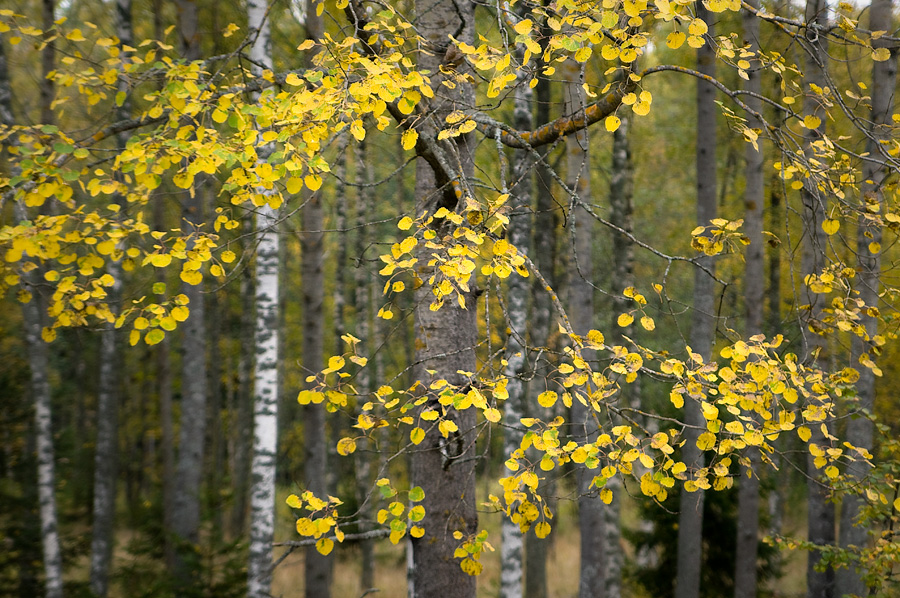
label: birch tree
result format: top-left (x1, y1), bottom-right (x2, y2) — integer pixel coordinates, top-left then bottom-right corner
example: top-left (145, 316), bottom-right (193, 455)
top-left (246, 1), bottom-right (281, 596)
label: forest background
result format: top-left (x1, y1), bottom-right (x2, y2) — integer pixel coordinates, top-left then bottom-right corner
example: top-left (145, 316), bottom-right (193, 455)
top-left (0, 0), bottom-right (899, 597)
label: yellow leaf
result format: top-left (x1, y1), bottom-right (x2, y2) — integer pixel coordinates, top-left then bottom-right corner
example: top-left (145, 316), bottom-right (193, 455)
top-left (697, 432), bottom-right (716, 450)
top-left (398, 217), bottom-right (414, 230)
top-left (337, 437), bottom-right (357, 456)
top-left (401, 129), bottom-right (418, 151)
top-left (617, 313), bottom-right (634, 327)
top-left (484, 408), bottom-right (501, 422)
top-left (297, 40), bottom-right (315, 51)
top-left (822, 219), bottom-right (840, 235)
top-left (873, 47), bottom-right (891, 61)
top-left (221, 250), bottom-right (236, 263)
top-left (316, 538), bottom-right (334, 555)
top-left (797, 426), bottom-right (811, 442)
top-left (538, 391), bottom-right (558, 408)
top-left (285, 72), bottom-right (303, 86)
top-left (298, 390), bottom-right (325, 405)
top-left (640, 316), bottom-right (655, 331)
top-left (439, 419), bottom-right (458, 438)
top-left (605, 115), bottom-right (621, 132)
top-left (513, 18), bottom-right (533, 35)
top-left (534, 521), bottom-right (551, 538)
top-left (804, 115), bottom-right (822, 129)
top-left (286, 494), bottom-right (302, 508)
top-left (667, 31), bottom-right (686, 49)
top-left (410, 427), bottom-right (425, 445)
top-left (145, 329), bottom-right (165, 346)
top-left (305, 174), bottom-right (323, 191)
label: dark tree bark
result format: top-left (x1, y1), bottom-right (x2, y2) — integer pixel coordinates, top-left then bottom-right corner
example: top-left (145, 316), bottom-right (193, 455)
top-left (408, 2), bottom-right (478, 598)
top-left (676, 4), bottom-right (716, 598)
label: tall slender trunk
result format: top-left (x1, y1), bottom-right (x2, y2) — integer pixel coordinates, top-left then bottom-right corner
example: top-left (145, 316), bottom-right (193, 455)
top-left (171, 2), bottom-right (207, 586)
top-left (801, 2), bottom-right (835, 597)
top-left (408, 2), bottom-right (477, 597)
top-left (734, 4), bottom-right (763, 598)
top-left (6, 6), bottom-right (66, 596)
top-left (676, 4), bottom-right (716, 598)
top-left (609, 110), bottom-right (639, 592)
top-left (836, 2), bottom-right (896, 596)
top-left (499, 49), bottom-right (533, 598)
top-left (246, 2), bottom-right (282, 595)
top-left (300, 3), bottom-right (331, 597)
top-left (353, 138), bottom-right (377, 591)
top-left (524, 70), bottom-right (556, 598)
top-left (563, 56), bottom-right (604, 598)
top-left (88, 1), bottom-right (131, 594)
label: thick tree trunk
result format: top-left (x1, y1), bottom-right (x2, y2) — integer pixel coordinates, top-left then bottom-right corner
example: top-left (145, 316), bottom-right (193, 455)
top-left (801, 2), bottom-right (835, 597)
top-left (836, 2), bottom-right (896, 596)
top-left (734, 3), bottom-right (763, 598)
top-left (408, 2), bottom-right (478, 598)
top-left (563, 56), bottom-right (604, 598)
top-left (88, 1), bottom-right (131, 594)
top-left (676, 5), bottom-right (716, 598)
top-left (499, 54), bottom-right (533, 598)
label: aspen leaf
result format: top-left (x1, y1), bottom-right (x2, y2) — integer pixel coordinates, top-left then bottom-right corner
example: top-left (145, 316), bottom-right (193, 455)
top-left (439, 419), bottom-right (458, 437)
top-left (401, 129), bottom-right (418, 150)
top-left (305, 174), bottom-right (323, 191)
top-left (337, 437), bottom-right (357, 456)
top-left (667, 31), bottom-right (686, 49)
top-left (286, 494), bottom-right (302, 508)
top-left (145, 329), bottom-right (165, 346)
top-left (538, 391), bottom-right (558, 408)
top-left (534, 522), bottom-right (551, 538)
top-left (822, 219), bottom-right (840, 235)
top-left (600, 488), bottom-right (613, 504)
top-left (617, 313), bottom-right (634, 327)
top-left (484, 408), bottom-right (501, 422)
top-left (221, 250), bottom-right (236, 263)
top-left (803, 115), bottom-right (822, 129)
top-left (410, 525), bottom-right (425, 538)
top-left (410, 427), bottom-right (425, 444)
top-left (605, 115), bottom-right (621, 132)
top-left (316, 538), bottom-right (334, 555)
top-left (514, 19), bottom-right (533, 35)
top-left (398, 216), bottom-right (414, 230)
top-left (797, 426), bottom-right (811, 442)
top-left (640, 316), bottom-right (655, 331)
top-left (297, 39), bottom-right (315, 51)
top-left (873, 47), bottom-right (890, 61)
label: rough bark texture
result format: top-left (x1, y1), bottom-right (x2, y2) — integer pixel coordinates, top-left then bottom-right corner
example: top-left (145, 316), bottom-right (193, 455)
top-left (246, 2), bottom-right (281, 596)
top-left (499, 56), bottom-right (533, 598)
top-left (408, 2), bottom-right (478, 597)
top-left (563, 57), bottom-right (604, 598)
top-left (675, 5), bottom-right (716, 598)
top-left (300, 3), bottom-right (331, 597)
top-left (801, 1), bottom-right (835, 597)
top-left (836, 2), bottom-right (896, 596)
top-left (88, 2), bottom-right (131, 594)
top-left (734, 3), bottom-right (763, 597)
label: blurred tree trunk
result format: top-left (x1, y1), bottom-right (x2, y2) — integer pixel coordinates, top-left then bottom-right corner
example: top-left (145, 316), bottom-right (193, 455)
top-left (563, 55), bottom-right (604, 598)
top-left (301, 3), bottom-right (332, 596)
top-left (734, 2), bottom-right (763, 597)
top-left (836, 1), bottom-right (896, 596)
top-left (801, 1), bottom-right (835, 597)
top-left (675, 5), bottom-right (716, 598)
top-left (171, 0), bottom-right (208, 586)
top-left (88, 0), bottom-right (131, 595)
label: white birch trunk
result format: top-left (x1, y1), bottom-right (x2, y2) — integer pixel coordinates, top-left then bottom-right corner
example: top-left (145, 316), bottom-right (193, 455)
top-left (246, 2), bottom-right (281, 596)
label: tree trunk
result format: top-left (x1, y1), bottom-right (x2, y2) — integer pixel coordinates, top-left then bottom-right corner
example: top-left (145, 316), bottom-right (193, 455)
top-left (499, 48), bottom-right (533, 598)
top-left (246, 3), bottom-right (282, 595)
top-left (675, 4), bottom-right (716, 598)
top-left (300, 3), bottom-right (331, 597)
top-left (734, 3), bottom-right (763, 597)
top-left (563, 56), bottom-right (604, 598)
top-left (408, 2), bottom-right (478, 598)
top-left (836, 2), bottom-right (896, 596)
top-left (524, 69), bottom-right (556, 598)
top-left (88, 1), bottom-right (131, 594)
top-left (800, 1), bottom-right (835, 596)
